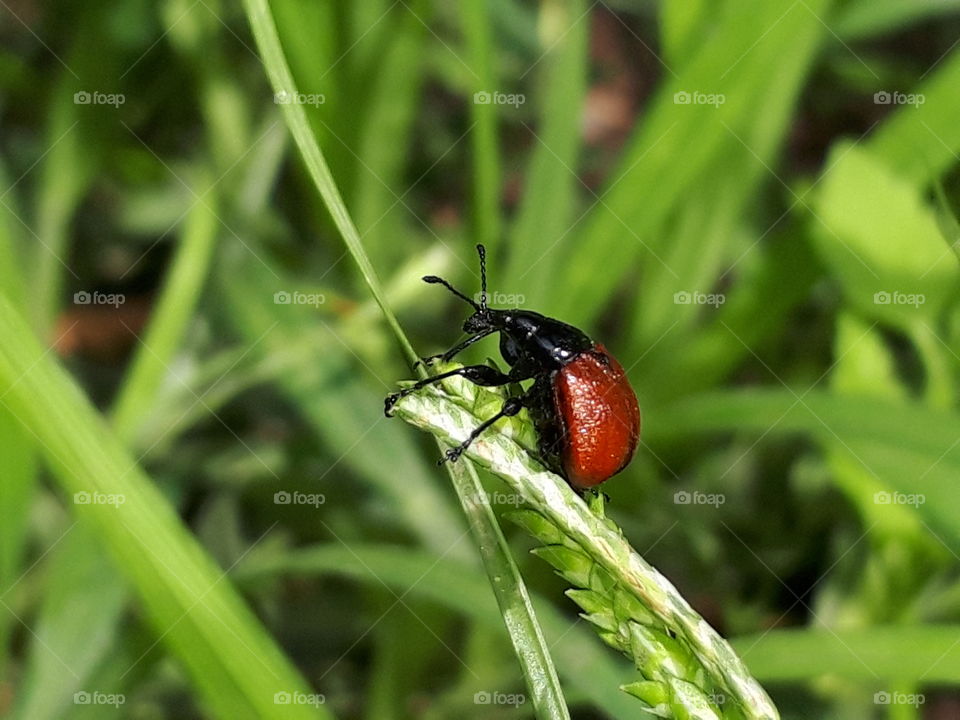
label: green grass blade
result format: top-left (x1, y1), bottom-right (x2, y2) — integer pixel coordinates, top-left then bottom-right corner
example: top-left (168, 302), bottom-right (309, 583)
top-left (835, 0), bottom-right (960, 40)
top-left (352, 1), bottom-right (429, 271)
top-left (237, 544), bottom-right (640, 719)
top-left (462, 0), bottom-right (502, 253)
top-left (11, 524), bottom-right (127, 720)
top-left (546, 0), bottom-right (834, 329)
top-left (446, 461), bottom-right (571, 719)
top-left (31, 85), bottom-right (94, 333)
top-left (0, 407), bottom-right (35, 681)
top-left (242, 0), bottom-right (416, 365)
top-left (733, 625), bottom-right (960, 682)
top-left (218, 251), bottom-right (468, 559)
top-left (0, 292), bottom-right (329, 720)
top-left (633, 233), bottom-right (818, 406)
top-left (391, 371), bottom-right (779, 718)
top-left (270, 0), bottom-right (347, 185)
top-left (501, 0), bottom-right (588, 303)
top-left (111, 177), bottom-right (219, 442)
top-left (865, 47), bottom-right (960, 185)
top-left (241, 3), bottom-right (570, 715)
top-left (660, 0), bottom-right (713, 65)
top-left (813, 143), bottom-right (954, 318)
top-left (650, 389), bottom-right (960, 543)
top-left (0, 162), bottom-right (36, 682)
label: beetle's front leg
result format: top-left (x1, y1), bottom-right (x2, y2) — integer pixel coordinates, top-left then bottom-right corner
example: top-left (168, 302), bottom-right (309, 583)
top-left (384, 364), bottom-right (513, 416)
top-left (415, 330), bottom-right (493, 368)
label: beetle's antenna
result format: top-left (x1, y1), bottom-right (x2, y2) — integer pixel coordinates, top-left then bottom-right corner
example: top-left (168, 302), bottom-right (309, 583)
top-left (476, 244), bottom-right (487, 310)
top-left (422, 275), bottom-right (481, 311)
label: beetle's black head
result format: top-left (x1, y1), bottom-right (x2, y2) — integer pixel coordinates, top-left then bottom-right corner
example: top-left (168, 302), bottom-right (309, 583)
top-left (423, 244), bottom-right (593, 368)
top-left (423, 244), bottom-right (501, 334)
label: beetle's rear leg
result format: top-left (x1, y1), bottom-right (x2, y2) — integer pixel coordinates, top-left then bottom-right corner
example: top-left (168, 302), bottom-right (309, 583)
top-left (384, 364), bottom-right (514, 416)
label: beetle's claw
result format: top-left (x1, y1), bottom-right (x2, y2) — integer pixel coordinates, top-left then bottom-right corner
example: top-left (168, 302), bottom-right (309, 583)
top-left (438, 447), bottom-right (463, 465)
top-left (384, 393), bottom-right (401, 417)
top-left (416, 355), bottom-right (441, 369)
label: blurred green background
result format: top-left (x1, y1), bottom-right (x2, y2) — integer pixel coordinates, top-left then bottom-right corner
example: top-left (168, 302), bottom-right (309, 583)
top-left (2, 0), bottom-right (960, 718)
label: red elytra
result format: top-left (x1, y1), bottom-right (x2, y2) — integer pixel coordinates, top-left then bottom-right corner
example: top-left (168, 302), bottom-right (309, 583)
top-left (552, 346), bottom-right (641, 488)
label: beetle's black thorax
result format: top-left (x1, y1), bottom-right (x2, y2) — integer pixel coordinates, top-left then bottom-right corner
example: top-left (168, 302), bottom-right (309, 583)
top-left (491, 310), bottom-right (593, 370)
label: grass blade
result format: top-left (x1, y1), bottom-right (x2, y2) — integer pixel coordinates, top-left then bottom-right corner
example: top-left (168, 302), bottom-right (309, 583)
top-left (733, 625), bottom-right (960, 682)
top-left (650, 389), bottom-right (960, 543)
top-left (0, 292), bottom-right (328, 720)
top-left (501, 0), bottom-right (589, 303)
top-left (110, 176), bottom-right (220, 441)
top-left (462, 0), bottom-right (502, 253)
top-left (391, 369), bottom-right (779, 719)
top-left (242, 0), bottom-right (415, 365)
top-left (865, 47), bottom-right (960, 185)
top-left (237, 543), bottom-right (641, 719)
top-left (546, 0), bottom-right (834, 329)
top-left (11, 524), bottom-right (127, 720)
top-left (241, 2), bottom-right (571, 715)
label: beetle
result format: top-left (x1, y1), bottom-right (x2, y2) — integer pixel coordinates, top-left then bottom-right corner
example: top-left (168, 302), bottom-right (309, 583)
top-left (384, 244), bottom-right (640, 489)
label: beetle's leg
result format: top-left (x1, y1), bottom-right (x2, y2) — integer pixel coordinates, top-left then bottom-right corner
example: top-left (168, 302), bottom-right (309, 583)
top-left (385, 364), bottom-right (515, 416)
top-left (440, 396), bottom-right (524, 464)
top-left (416, 330), bottom-right (493, 367)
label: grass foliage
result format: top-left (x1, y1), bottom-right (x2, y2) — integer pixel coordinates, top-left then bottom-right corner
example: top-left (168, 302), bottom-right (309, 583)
top-left (1, 1), bottom-right (960, 719)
